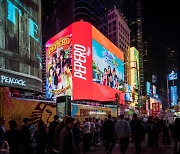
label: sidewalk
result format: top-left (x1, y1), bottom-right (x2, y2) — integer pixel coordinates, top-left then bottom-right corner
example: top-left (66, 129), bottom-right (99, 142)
top-left (79, 138), bottom-right (174, 154)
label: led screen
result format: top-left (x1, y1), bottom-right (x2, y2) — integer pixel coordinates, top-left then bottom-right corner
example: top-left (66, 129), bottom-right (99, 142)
top-left (124, 84), bottom-right (133, 101)
top-left (168, 72), bottom-right (177, 81)
top-left (170, 86), bottom-right (178, 106)
top-left (92, 39), bottom-right (124, 90)
top-left (46, 28), bottom-right (72, 99)
top-left (0, 0), bottom-right (42, 91)
top-left (146, 82), bottom-right (151, 96)
top-left (130, 47), bottom-right (139, 89)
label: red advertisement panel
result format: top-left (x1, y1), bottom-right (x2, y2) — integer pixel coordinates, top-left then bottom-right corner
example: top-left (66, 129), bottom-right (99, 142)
top-left (72, 22), bottom-right (93, 100)
top-left (152, 102), bottom-right (160, 117)
top-left (46, 25), bottom-right (72, 99)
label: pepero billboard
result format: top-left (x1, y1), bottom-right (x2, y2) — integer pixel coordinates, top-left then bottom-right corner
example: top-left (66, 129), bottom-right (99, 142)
top-left (46, 21), bottom-right (124, 104)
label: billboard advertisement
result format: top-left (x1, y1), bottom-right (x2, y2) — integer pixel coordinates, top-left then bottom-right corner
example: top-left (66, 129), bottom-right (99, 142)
top-left (46, 22), bottom-right (125, 103)
top-left (146, 82), bottom-right (151, 96)
top-left (168, 71), bottom-right (177, 81)
top-left (130, 47), bottom-right (139, 89)
top-left (46, 26), bottom-right (72, 98)
top-left (170, 86), bottom-right (178, 106)
top-left (0, 0), bottom-right (42, 91)
top-left (92, 39), bottom-right (124, 90)
top-left (124, 84), bottom-right (133, 102)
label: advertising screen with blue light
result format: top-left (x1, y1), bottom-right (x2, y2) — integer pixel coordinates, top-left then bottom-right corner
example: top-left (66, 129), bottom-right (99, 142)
top-left (146, 82), bottom-right (151, 96)
top-left (170, 86), bottom-right (178, 106)
top-left (92, 39), bottom-right (124, 90)
top-left (124, 84), bottom-right (133, 101)
top-left (168, 71), bottom-right (177, 81)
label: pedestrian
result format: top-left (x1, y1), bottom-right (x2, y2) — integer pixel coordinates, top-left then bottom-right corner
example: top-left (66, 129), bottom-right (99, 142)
top-left (21, 118), bottom-right (32, 154)
top-left (83, 118), bottom-right (91, 151)
top-left (48, 115), bottom-right (60, 153)
top-left (72, 121), bottom-right (82, 151)
top-left (52, 115), bottom-right (70, 153)
top-left (59, 116), bottom-right (78, 154)
top-left (34, 120), bottom-right (49, 154)
top-left (130, 113), bottom-right (143, 153)
top-left (116, 114), bottom-right (131, 154)
top-left (4, 120), bottom-right (21, 154)
top-left (171, 118), bottom-right (180, 154)
top-left (101, 114), bottom-right (115, 154)
top-left (162, 117), bottom-right (170, 147)
top-left (0, 117), bottom-right (6, 149)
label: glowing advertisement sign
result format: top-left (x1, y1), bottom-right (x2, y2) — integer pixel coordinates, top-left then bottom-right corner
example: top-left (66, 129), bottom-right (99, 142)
top-left (124, 84), bottom-right (133, 101)
top-left (152, 85), bottom-right (156, 97)
top-left (46, 27), bottom-right (72, 99)
top-left (46, 22), bottom-right (125, 103)
top-left (168, 71), bottom-right (177, 81)
top-left (146, 82), bottom-right (151, 96)
top-left (130, 47), bottom-right (139, 89)
top-left (92, 39), bottom-right (124, 89)
top-left (170, 86), bottom-right (178, 106)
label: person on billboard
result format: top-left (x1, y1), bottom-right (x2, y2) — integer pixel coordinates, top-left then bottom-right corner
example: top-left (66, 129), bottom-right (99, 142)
top-left (102, 68), bottom-right (108, 86)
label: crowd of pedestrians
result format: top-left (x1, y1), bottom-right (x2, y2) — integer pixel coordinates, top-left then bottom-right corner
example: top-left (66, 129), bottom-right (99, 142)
top-left (0, 113), bottom-right (180, 154)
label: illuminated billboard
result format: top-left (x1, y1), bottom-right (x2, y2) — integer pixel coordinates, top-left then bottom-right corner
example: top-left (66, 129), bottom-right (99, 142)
top-left (124, 84), bottom-right (133, 102)
top-left (170, 86), bottom-right (178, 106)
top-left (130, 47), bottom-right (139, 89)
top-left (92, 39), bottom-right (124, 90)
top-left (168, 71), bottom-right (177, 81)
top-left (0, 0), bottom-right (42, 91)
top-left (146, 82), bottom-right (151, 96)
top-left (46, 22), bottom-right (125, 103)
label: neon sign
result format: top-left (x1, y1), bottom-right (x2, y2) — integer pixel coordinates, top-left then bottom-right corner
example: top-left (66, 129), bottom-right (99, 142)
top-left (0, 75), bottom-right (26, 86)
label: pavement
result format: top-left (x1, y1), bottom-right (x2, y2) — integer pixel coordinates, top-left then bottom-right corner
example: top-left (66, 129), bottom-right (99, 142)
top-left (79, 137), bottom-right (174, 154)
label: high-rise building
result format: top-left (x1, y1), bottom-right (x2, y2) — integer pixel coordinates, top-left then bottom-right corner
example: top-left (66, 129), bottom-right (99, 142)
top-left (0, 0), bottom-right (42, 95)
top-left (107, 8), bottom-right (131, 85)
top-left (107, 0), bottom-right (144, 96)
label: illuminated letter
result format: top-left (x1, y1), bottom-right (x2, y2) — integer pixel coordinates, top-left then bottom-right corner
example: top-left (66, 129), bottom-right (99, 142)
top-left (7, 0), bottom-right (22, 25)
top-left (29, 18), bottom-right (39, 42)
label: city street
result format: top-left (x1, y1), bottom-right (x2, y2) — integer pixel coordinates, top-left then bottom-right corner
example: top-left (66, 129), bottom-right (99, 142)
top-left (79, 138), bottom-right (173, 154)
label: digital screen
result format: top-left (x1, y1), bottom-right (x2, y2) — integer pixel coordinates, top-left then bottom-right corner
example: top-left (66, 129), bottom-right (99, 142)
top-left (146, 82), bottom-right (151, 96)
top-left (124, 84), bottom-right (133, 101)
top-left (152, 85), bottom-right (156, 96)
top-left (168, 72), bottom-right (177, 81)
top-left (130, 47), bottom-right (139, 89)
top-left (46, 27), bottom-right (72, 99)
top-left (170, 86), bottom-right (178, 106)
top-left (92, 39), bottom-right (124, 90)
top-left (0, 0), bottom-right (42, 91)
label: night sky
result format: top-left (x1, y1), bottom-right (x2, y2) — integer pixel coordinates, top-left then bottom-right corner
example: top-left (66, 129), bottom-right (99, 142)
top-left (142, 0), bottom-right (180, 88)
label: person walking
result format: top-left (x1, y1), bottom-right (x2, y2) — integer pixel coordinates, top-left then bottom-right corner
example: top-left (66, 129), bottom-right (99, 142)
top-left (59, 117), bottom-right (78, 154)
top-left (130, 113), bottom-right (143, 153)
top-left (34, 121), bottom-right (49, 154)
top-left (4, 120), bottom-right (21, 154)
top-left (172, 118), bottom-right (180, 154)
top-left (0, 117), bottom-right (6, 148)
top-left (48, 115), bottom-right (60, 153)
top-left (83, 118), bottom-right (91, 151)
top-left (52, 115), bottom-right (70, 153)
top-left (101, 114), bottom-right (115, 154)
top-left (116, 114), bottom-right (131, 154)
top-left (21, 118), bottom-right (32, 154)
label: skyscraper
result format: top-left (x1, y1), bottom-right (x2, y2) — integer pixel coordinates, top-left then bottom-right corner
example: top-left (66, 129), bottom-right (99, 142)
top-left (107, 0), bottom-right (144, 95)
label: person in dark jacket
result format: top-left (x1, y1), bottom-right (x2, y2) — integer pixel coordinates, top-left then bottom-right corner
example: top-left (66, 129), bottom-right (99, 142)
top-left (34, 121), bottom-right (48, 154)
top-left (21, 118), bottom-right (32, 154)
top-left (4, 120), bottom-right (21, 154)
top-left (130, 113), bottom-right (143, 153)
top-left (59, 117), bottom-right (77, 154)
top-left (52, 115), bottom-right (70, 153)
top-left (48, 115), bottom-right (59, 153)
top-left (0, 117), bottom-right (6, 148)
top-left (172, 118), bottom-right (180, 154)
top-left (101, 114), bottom-right (115, 154)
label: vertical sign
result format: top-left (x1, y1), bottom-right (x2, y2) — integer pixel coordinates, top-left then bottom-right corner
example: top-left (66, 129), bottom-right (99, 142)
top-left (170, 86), bottom-right (178, 106)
